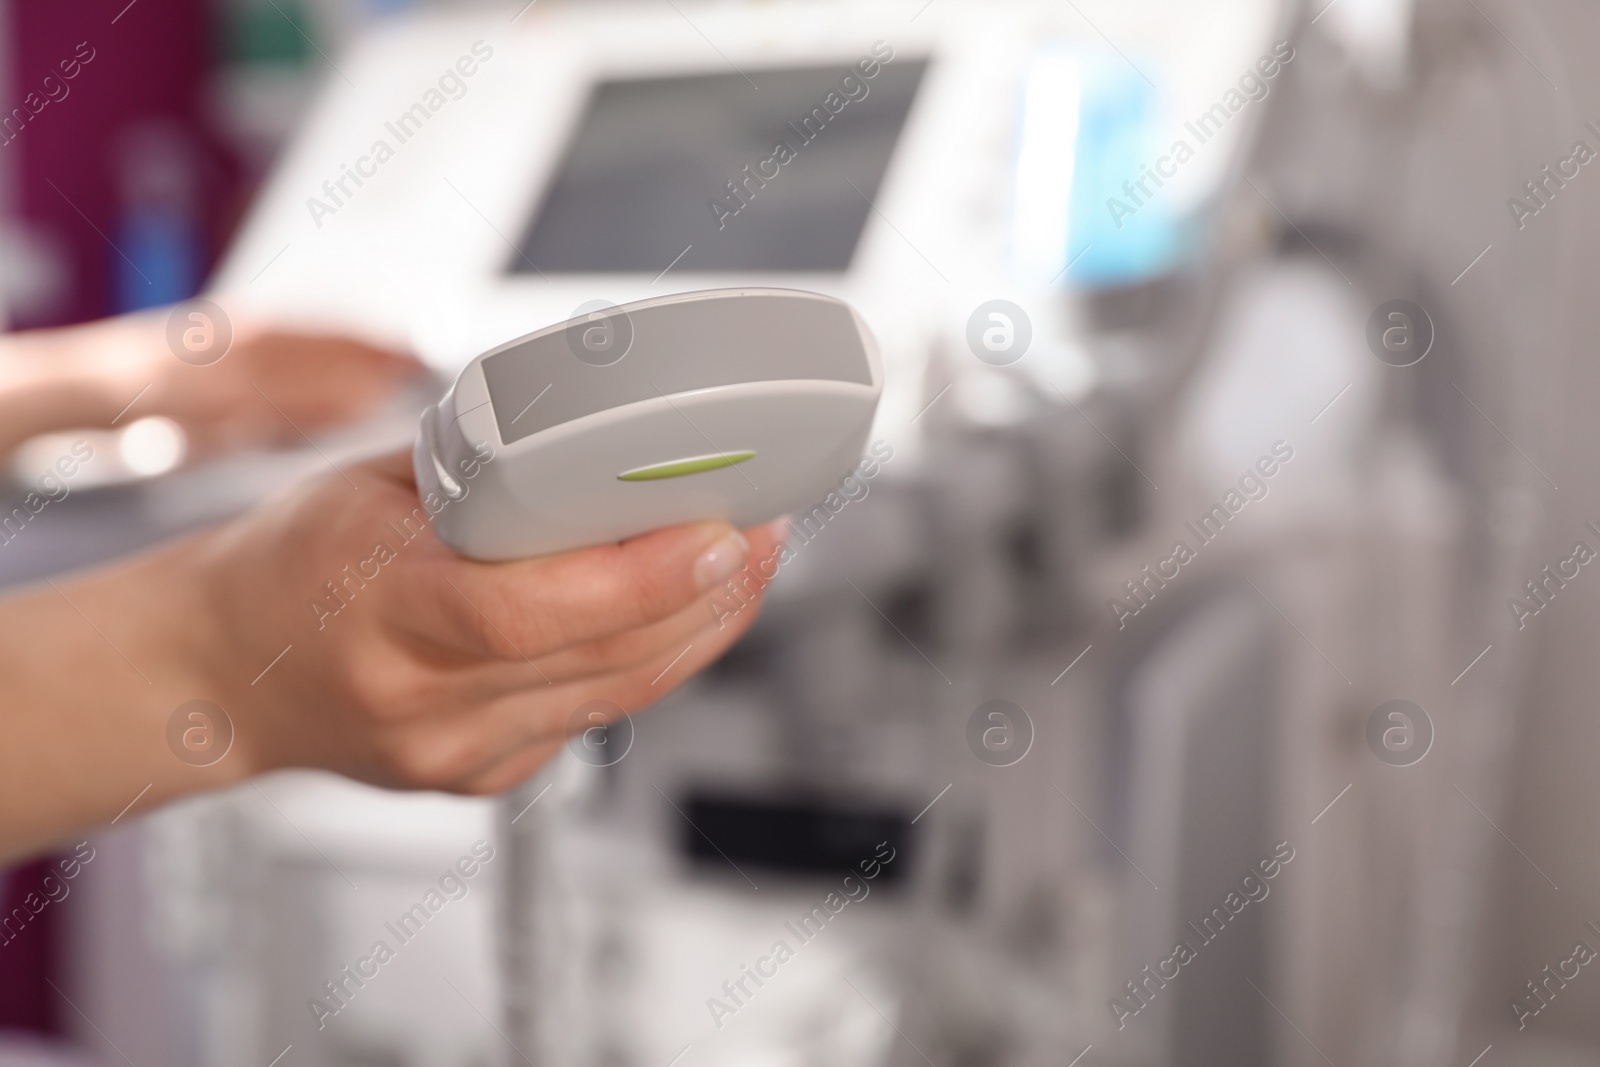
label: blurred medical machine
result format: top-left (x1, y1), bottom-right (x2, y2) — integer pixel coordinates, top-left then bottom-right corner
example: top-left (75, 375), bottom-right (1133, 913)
top-left (29, 0), bottom-right (1596, 1066)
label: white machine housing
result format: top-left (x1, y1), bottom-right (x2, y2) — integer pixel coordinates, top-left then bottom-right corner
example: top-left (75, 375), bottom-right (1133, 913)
top-left (415, 287), bottom-right (882, 559)
top-left (209, 0), bottom-right (1281, 451)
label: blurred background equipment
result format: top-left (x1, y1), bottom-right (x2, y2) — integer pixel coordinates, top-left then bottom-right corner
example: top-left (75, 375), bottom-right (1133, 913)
top-left (3, 0), bottom-right (1599, 1066)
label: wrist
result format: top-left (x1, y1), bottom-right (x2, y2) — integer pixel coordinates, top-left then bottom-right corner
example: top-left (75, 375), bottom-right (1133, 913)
top-left (56, 315), bottom-right (167, 419)
top-left (0, 319), bottom-right (153, 450)
top-left (0, 532), bottom-right (260, 856)
top-left (109, 533), bottom-right (268, 788)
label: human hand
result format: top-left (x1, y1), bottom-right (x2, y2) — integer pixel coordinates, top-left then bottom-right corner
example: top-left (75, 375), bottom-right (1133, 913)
top-left (104, 310), bottom-right (426, 455)
top-left (145, 326), bottom-right (426, 455)
top-left (0, 308), bottom-right (425, 459)
top-left (184, 449), bottom-right (781, 793)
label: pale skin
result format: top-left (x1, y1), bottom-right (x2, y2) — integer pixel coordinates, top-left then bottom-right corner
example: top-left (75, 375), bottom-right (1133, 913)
top-left (0, 312), bottom-right (774, 862)
top-left (0, 309), bottom-right (427, 458)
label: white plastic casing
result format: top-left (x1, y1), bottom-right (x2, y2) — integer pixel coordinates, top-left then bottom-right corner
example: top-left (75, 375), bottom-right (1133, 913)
top-left (413, 288), bottom-right (883, 560)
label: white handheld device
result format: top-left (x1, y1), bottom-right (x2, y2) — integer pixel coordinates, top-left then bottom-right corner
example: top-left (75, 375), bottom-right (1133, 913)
top-left (413, 288), bottom-right (883, 560)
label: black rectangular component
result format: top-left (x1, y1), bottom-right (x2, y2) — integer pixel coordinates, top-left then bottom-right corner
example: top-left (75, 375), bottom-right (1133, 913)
top-left (678, 789), bottom-right (912, 884)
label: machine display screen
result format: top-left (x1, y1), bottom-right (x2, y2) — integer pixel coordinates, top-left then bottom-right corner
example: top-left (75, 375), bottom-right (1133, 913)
top-left (508, 60), bottom-right (928, 274)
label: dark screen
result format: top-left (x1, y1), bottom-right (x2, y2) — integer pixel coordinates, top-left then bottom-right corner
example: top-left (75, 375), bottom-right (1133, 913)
top-left (680, 790), bottom-right (912, 883)
top-left (508, 60), bottom-right (927, 274)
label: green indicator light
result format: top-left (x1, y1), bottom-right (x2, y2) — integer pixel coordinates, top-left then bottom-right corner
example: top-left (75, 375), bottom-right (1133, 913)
top-left (617, 451), bottom-right (757, 481)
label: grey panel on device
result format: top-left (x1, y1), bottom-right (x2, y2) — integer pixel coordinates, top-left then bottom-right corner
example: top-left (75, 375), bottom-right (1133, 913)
top-left (482, 292), bottom-right (871, 445)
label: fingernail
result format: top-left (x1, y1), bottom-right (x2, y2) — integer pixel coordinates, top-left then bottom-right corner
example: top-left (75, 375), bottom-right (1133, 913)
top-left (693, 529), bottom-right (749, 592)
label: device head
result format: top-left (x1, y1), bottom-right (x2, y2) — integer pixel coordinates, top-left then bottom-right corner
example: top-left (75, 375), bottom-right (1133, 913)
top-left (414, 288), bottom-right (883, 560)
